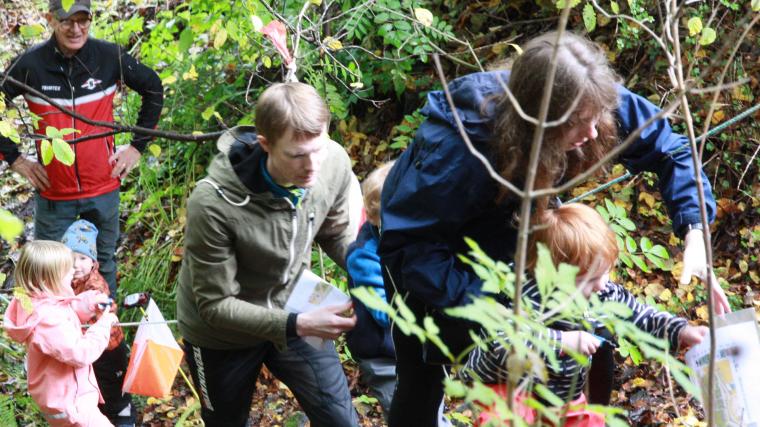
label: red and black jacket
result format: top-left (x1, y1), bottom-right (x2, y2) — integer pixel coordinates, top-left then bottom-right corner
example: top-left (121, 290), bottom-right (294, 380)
top-left (0, 36), bottom-right (163, 200)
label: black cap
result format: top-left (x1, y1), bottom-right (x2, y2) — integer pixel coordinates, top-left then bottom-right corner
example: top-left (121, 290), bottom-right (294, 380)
top-left (49, 0), bottom-right (91, 20)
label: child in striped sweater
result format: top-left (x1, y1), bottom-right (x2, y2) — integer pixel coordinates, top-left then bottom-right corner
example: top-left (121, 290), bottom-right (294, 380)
top-left (463, 203), bottom-right (707, 425)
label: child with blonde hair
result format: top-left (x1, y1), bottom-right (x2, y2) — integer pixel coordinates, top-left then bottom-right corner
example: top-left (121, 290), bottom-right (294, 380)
top-left (464, 203), bottom-right (707, 426)
top-left (4, 240), bottom-right (117, 427)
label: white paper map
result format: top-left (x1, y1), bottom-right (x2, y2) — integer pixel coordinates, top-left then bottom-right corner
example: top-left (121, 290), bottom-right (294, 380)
top-left (285, 269), bottom-right (351, 350)
top-left (685, 308), bottom-right (760, 427)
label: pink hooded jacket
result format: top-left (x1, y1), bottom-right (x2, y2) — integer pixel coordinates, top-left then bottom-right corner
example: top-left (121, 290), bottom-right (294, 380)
top-left (3, 290), bottom-right (116, 426)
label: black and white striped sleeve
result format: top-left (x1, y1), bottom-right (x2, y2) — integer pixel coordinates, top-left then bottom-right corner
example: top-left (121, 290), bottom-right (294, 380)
top-left (598, 282), bottom-right (687, 350)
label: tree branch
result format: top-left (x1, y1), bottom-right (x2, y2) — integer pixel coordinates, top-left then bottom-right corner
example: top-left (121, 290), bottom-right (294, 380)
top-left (2, 73), bottom-right (223, 142)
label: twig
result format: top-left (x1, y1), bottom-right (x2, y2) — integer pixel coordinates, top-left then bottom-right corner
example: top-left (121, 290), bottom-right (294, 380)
top-left (737, 139), bottom-right (760, 190)
top-left (2, 73), bottom-right (223, 142)
top-left (430, 55), bottom-right (523, 198)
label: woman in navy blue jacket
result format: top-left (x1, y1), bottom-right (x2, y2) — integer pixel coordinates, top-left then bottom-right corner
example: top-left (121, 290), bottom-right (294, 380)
top-left (379, 31), bottom-right (726, 427)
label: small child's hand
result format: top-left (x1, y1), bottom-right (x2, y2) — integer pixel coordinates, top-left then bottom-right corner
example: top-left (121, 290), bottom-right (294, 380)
top-left (561, 331), bottom-right (600, 356)
top-left (679, 325), bottom-right (708, 349)
top-left (97, 312), bottom-right (118, 326)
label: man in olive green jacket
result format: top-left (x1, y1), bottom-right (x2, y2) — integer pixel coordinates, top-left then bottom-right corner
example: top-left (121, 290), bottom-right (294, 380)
top-left (177, 82), bottom-right (362, 427)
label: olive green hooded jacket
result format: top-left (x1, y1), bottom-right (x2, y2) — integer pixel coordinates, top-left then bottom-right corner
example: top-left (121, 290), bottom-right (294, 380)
top-left (176, 126), bottom-right (361, 349)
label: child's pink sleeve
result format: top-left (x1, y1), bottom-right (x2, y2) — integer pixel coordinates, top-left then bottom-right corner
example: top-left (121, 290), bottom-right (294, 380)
top-left (30, 305), bottom-right (116, 368)
top-left (70, 290), bottom-right (108, 323)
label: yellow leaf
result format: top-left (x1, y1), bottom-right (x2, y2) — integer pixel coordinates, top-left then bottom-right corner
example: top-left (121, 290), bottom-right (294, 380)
top-left (631, 377), bottom-right (649, 388)
top-left (309, 0), bottom-right (322, 5)
top-left (644, 282), bottom-right (665, 297)
top-left (711, 110), bottom-right (725, 125)
top-left (638, 191), bottom-right (656, 208)
top-left (414, 8), bottom-right (434, 27)
top-left (148, 144), bottom-right (161, 158)
top-left (214, 27), bottom-right (228, 49)
top-left (696, 305), bottom-right (709, 321)
top-left (349, 81), bottom-right (364, 89)
top-left (182, 64), bottom-right (198, 81)
top-left (323, 36), bottom-right (343, 51)
top-left (731, 85), bottom-right (753, 102)
top-left (658, 288), bottom-right (672, 302)
top-left (162, 75), bottom-right (177, 85)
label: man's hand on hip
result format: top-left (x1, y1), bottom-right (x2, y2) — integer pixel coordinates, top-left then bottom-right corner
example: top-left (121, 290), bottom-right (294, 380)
top-left (10, 156), bottom-right (50, 191)
top-left (109, 145), bottom-right (142, 179)
top-left (296, 302), bottom-right (357, 340)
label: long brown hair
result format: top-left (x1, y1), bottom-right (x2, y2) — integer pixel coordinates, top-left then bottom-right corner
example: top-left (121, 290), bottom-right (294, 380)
top-left (491, 32), bottom-right (621, 204)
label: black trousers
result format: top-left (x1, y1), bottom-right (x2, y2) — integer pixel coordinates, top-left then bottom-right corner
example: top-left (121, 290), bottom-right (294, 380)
top-left (93, 340), bottom-right (133, 418)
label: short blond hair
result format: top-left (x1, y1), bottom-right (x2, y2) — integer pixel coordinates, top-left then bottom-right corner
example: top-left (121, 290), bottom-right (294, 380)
top-left (527, 203), bottom-right (618, 277)
top-left (362, 161), bottom-right (395, 226)
top-left (255, 82), bottom-right (330, 144)
top-left (15, 240), bottom-right (73, 297)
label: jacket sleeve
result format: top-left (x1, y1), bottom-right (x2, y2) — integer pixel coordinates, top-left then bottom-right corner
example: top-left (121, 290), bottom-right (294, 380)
top-left (598, 282), bottom-right (687, 350)
top-left (347, 237), bottom-right (389, 328)
top-left (30, 305), bottom-right (112, 368)
top-left (0, 55), bottom-right (28, 166)
top-left (616, 86), bottom-right (716, 236)
top-left (117, 48), bottom-right (163, 152)
top-left (183, 189), bottom-right (290, 347)
top-left (313, 142), bottom-right (361, 270)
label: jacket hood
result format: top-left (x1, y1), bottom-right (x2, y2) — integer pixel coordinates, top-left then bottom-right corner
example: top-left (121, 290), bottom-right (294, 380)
top-left (3, 297), bottom-right (67, 343)
top-left (205, 126), bottom-right (269, 200)
top-left (420, 70), bottom-right (510, 144)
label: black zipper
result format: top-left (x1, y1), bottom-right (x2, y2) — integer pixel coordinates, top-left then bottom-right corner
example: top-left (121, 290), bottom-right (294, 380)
top-left (65, 58), bottom-right (82, 192)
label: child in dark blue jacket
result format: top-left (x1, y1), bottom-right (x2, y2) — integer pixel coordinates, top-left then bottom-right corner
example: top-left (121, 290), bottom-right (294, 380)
top-left (346, 161), bottom-right (396, 415)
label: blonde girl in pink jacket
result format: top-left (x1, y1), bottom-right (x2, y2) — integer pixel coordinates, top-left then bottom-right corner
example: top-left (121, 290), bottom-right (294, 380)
top-left (3, 240), bottom-right (117, 426)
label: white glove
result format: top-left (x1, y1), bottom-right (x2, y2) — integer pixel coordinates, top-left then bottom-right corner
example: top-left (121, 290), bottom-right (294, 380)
top-left (679, 228), bottom-right (730, 315)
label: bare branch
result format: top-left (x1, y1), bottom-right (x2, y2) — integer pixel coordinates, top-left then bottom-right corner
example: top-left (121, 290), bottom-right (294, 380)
top-left (2, 73), bottom-right (223, 142)
top-left (512, 4), bottom-right (574, 317)
top-left (430, 55), bottom-right (523, 199)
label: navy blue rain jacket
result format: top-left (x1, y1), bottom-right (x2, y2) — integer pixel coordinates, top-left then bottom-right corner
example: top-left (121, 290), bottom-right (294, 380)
top-left (379, 71), bottom-right (716, 310)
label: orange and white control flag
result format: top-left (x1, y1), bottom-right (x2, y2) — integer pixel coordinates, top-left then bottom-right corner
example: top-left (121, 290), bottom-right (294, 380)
top-left (122, 300), bottom-right (184, 398)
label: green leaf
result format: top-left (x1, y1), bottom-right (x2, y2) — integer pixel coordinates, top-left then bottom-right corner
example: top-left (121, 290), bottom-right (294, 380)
top-left (631, 254), bottom-right (649, 272)
top-left (0, 209), bottom-right (23, 243)
top-left (753, 0), bottom-right (760, 12)
top-left (625, 235), bottom-right (637, 253)
top-left (0, 121), bottom-right (20, 143)
top-left (610, 1), bottom-right (619, 14)
top-left (52, 138), bottom-right (75, 166)
top-left (40, 139), bottom-right (54, 165)
top-left (19, 24), bottom-right (45, 39)
top-left (583, 3), bottom-right (597, 32)
top-left (698, 27), bottom-right (716, 46)
top-left (148, 144), bottom-right (161, 158)
top-left (640, 236), bottom-right (653, 252)
top-left (556, 0), bottom-right (582, 8)
top-left (62, 0), bottom-right (75, 12)
top-left (178, 28), bottom-right (194, 52)
top-left (201, 106), bottom-right (216, 121)
top-left (617, 217), bottom-right (636, 231)
top-left (262, 55), bottom-right (272, 68)
top-left (650, 244), bottom-right (669, 259)
top-left (46, 126), bottom-right (59, 138)
top-left (619, 252), bottom-right (633, 268)
top-left (687, 17), bottom-right (702, 37)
